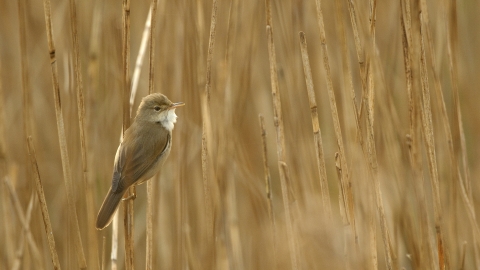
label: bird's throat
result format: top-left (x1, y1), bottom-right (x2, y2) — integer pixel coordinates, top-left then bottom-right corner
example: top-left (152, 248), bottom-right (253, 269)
top-left (159, 109), bottom-right (177, 131)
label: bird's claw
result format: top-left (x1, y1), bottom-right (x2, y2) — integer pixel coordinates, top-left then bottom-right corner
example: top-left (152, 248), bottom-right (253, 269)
top-left (122, 193), bottom-right (137, 201)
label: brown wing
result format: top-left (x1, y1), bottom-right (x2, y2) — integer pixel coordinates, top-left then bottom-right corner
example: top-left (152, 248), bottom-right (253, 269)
top-left (111, 123), bottom-right (170, 193)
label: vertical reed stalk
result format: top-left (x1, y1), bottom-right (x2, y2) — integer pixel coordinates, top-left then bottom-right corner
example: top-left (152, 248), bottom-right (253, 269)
top-left (445, 0), bottom-right (471, 196)
top-left (265, 1), bottom-right (298, 267)
top-left (27, 137), bottom-right (61, 269)
top-left (146, 1), bottom-right (158, 269)
top-left (400, 1), bottom-right (436, 268)
top-left (111, 213), bottom-right (119, 270)
top-left (334, 0), bottom-right (361, 143)
top-left (313, 0), bottom-right (356, 240)
top-left (41, 0), bottom-right (87, 267)
top-left (278, 162), bottom-right (299, 270)
top-left (226, 169), bottom-right (244, 270)
top-left (421, 0), bottom-right (480, 264)
top-left (419, 14), bottom-right (448, 270)
top-left (101, 236), bottom-right (106, 270)
top-left (200, 0), bottom-right (218, 259)
top-left (18, 0), bottom-right (31, 138)
top-left (258, 114), bottom-right (277, 267)
top-left (130, 6), bottom-right (153, 116)
top-left (298, 32), bottom-right (332, 220)
top-left (345, 0), bottom-right (368, 116)
top-left (0, 59), bottom-right (10, 269)
top-left (120, 0), bottom-right (134, 268)
top-left (365, 62), bottom-right (395, 270)
top-left (264, 1), bottom-right (287, 166)
top-left (68, 0), bottom-right (99, 267)
top-left (444, 2), bottom-right (480, 266)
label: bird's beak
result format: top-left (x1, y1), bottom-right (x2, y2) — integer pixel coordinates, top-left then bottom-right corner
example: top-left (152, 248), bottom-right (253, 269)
top-left (171, 102), bottom-right (185, 109)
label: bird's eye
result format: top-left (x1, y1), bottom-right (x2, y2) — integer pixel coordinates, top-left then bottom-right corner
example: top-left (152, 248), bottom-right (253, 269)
top-left (154, 106), bottom-right (161, 111)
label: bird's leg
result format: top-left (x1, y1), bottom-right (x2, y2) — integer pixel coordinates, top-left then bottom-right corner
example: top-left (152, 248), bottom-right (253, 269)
top-left (122, 186), bottom-right (137, 201)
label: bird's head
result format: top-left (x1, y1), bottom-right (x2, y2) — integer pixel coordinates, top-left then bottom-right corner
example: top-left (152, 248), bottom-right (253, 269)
top-left (136, 93), bottom-right (184, 131)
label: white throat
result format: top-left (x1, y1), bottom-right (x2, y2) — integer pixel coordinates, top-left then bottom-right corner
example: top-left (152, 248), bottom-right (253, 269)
top-left (159, 109), bottom-right (177, 131)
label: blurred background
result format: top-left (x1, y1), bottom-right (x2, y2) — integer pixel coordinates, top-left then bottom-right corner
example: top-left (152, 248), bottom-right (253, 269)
top-left (1, 0), bottom-right (480, 269)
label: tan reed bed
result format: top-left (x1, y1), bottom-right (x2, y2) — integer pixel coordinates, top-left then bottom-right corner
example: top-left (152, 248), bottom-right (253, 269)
top-left (2, 1), bottom-right (480, 269)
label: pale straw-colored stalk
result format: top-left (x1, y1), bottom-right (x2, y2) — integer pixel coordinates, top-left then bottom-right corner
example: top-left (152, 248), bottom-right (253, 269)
top-left (258, 114), bottom-right (277, 267)
top-left (419, 13), bottom-right (448, 269)
top-left (68, 0), bottom-right (99, 266)
top-left (27, 137), bottom-right (61, 269)
top-left (400, 1), bottom-right (436, 268)
top-left (200, 0), bottom-right (218, 259)
top-left (313, 0), bottom-right (357, 241)
top-left (146, 0), bottom-right (158, 269)
top-left (265, 1), bottom-right (298, 268)
top-left (41, 0), bottom-right (87, 267)
top-left (298, 32), bottom-right (332, 221)
top-left (120, 0), bottom-right (135, 268)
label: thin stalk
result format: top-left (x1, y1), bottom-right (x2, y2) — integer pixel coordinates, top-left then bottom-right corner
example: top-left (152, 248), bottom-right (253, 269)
top-left (264, 0), bottom-right (298, 265)
top-left (0, 58), bottom-right (10, 270)
top-left (226, 168), bottom-right (244, 270)
top-left (146, 0), bottom-right (158, 269)
top-left (27, 137), bottom-right (61, 269)
top-left (121, 0), bottom-right (134, 268)
top-left (18, 0), bottom-right (31, 138)
top-left (419, 13), bottom-right (448, 270)
top-left (313, 0), bottom-right (357, 240)
top-left (334, 0), bottom-right (374, 267)
top-left (68, 0), bottom-right (98, 267)
top-left (365, 62), bottom-right (395, 270)
top-left (41, 0), bottom-right (87, 267)
top-left (400, 0), bottom-right (436, 268)
top-left (130, 5), bottom-right (153, 117)
top-left (101, 236), bottom-right (106, 270)
top-left (421, 0), bottom-right (480, 265)
top-left (298, 32), bottom-right (332, 220)
top-left (279, 162), bottom-right (299, 270)
top-left (445, 0), bottom-right (471, 197)
top-left (264, 3), bottom-right (288, 163)
top-left (200, 0), bottom-right (218, 257)
top-left (258, 114), bottom-right (277, 268)
top-left (111, 212), bottom-right (119, 270)
top-left (345, 0), bottom-right (368, 117)
top-left (444, 0), bottom-right (479, 265)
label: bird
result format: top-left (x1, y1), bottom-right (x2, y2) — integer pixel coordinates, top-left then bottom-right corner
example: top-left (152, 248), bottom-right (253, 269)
top-left (95, 93), bottom-right (184, 230)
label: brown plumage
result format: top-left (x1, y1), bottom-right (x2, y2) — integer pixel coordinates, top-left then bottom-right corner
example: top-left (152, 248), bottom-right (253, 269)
top-left (96, 93), bottom-right (184, 230)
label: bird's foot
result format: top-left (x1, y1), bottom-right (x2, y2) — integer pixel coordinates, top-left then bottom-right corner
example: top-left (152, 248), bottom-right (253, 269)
top-left (122, 188), bottom-right (137, 201)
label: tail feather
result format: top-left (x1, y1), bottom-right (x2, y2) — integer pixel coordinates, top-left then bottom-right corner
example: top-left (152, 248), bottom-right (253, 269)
top-left (96, 188), bottom-right (125, 230)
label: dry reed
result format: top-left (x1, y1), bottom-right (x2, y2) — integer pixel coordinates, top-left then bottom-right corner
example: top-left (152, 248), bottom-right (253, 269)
top-left (146, 1), bottom-right (158, 269)
top-left (419, 13), bottom-right (447, 269)
top-left (101, 236), bottom-right (106, 270)
top-left (3, 1), bottom-right (480, 269)
top-left (120, 0), bottom-right (135, 268)
top-left (27, 137), bottom-right (61, 269)
top-left (400, 1), bottom-right (436, 268)
top-left (313, 0), bottom-right (357, 241)
top-left (258, 114), bottom-right (277, 267)
top-left (41, 0), bottom-right (86, 267)
top-left (265, 0), bottom-right (298, 265)
top-left (200, 0), bottom-right (218, 262)
top-left (67, 0), bottom-right (99, 267)
top-left (298, 31), bottom-right (333, 220)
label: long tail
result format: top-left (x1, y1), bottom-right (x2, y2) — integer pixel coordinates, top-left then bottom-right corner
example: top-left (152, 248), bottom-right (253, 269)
top-left (96, 187), bottom-right (125, 230)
